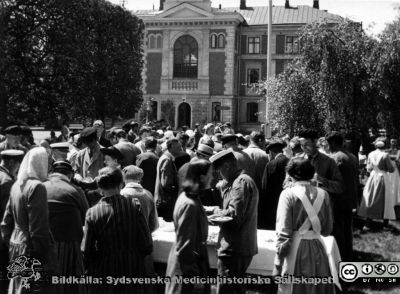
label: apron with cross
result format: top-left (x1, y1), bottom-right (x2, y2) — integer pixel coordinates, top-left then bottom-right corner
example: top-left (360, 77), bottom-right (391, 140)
top-left (278, 183), bottom-right (341, 294)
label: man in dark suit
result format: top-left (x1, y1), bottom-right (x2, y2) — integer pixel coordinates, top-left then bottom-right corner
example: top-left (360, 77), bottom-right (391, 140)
top-left (0, 126), bottom-right (28, 155)
top-left (45, 161), bottom-right (89, 293)
top-left (261, 140), bottom-right (289, 230)
top-left (136, 136), bottom-right (160, 197)
top-left (0, 150), bottom-right (24, 293)
top-left (113, 129), bottom-right (141, 168)
top-left (210, 150), bottom-right (258, 294)
top-left (326, 131), bottom-right (359, 261)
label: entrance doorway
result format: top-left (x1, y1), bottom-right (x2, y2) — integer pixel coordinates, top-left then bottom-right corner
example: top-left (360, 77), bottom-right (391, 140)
top-left (178, 102), bottom-right (191, 128)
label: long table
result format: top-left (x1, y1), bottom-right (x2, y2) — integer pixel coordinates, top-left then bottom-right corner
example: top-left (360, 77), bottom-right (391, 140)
top-left (152, 222), bottom-right (276, 276)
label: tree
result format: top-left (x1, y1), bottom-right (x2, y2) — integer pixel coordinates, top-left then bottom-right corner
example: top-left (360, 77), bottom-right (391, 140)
top-left (371, 8), bottom-right (400, 138)
top-left (0, 0), bottom-right (144, 127)
top-left (262, 19), bottom-right (378, 139)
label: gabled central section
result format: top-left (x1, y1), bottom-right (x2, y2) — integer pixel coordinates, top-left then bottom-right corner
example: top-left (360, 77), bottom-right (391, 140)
top-left (160, 2), bottom-right (213, 18)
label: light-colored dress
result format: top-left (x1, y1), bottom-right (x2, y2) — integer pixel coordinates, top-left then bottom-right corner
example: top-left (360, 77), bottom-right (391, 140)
top-left (275, 182), bottom-right (341, 294)
top-left (359, 149), bottom-right (395, 220)
top-left (387, 149), bottom-right (400, 205)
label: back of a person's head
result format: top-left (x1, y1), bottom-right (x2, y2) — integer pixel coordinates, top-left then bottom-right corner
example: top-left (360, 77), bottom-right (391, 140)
top-left (139, 126), bottom-right (151, 136)
top-left (122, 165), bottom-right (143, 182)
top-left (250, 131), bottom-right (265, 143)
top-left (97, 167), bottom-right (123, 190)
top-left (182, 159), bottom-right (211, 193)
top-left (115, 129), bottom-right (127, 139)
top-left (286, 157), bottom-right (315, 181)
top-left (326, 131), bottom-right (344, 147)
top-left (144, 136), bottom-right (157, 150)
top-left (166, 138), bottom-right (179, 150)
top-left (298, 129), bottom-right (318, 141)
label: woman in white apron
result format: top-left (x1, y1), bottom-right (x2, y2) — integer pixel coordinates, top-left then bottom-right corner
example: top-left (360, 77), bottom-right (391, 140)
top-left (358, 140), bottom-right (395, 229)
top-left (273, 157), bottom-right (341, 294)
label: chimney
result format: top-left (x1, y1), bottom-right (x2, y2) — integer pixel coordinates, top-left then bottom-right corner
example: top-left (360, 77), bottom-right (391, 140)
top-left (159, 0), bottom-right (165, 10)
top-left (219, 4), bottom-right (221, 9)
top-left (313, 0), bottom-right (319, 9)
top-left (240, 0), bottom-right (246, 9)
top-left (285, 0), bottom-right (290, 9)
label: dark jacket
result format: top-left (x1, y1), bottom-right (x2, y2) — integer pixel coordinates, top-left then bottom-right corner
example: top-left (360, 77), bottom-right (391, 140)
top-left (329, 150), bottom-right (359, 212)
top-left (0, 166), bottom-right (14, 250)
top-left (260, 153), bottom-right (289, 230)
top-left (115, 139), bottom-right (141, 167)
top-left (217, 172), bottom-right (259, 257)
top-left (136, 151), bottom-right (159, 196)
top-left (45, 173), bottom-right (89, 242)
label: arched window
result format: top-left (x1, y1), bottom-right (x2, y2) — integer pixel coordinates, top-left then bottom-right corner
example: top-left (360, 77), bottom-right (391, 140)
top-left (210, 34), bottom-right (218, 48)
top-left (173, 35), bottom-right (198, 78)
top-left (156, 35), bottom-right (163, 48)
top-left (148, 35), bottom-right (155, 49)
top-left (218, 34), bottom-right (225, 48)
top-left (247, 102), bottom-right (258, 122)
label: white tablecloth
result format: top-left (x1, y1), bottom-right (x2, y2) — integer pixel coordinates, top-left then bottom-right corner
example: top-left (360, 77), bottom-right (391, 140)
top-left (152, 223), bottom-right (276, 276)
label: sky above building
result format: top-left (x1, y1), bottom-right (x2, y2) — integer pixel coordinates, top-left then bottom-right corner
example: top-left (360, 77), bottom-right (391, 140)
top-left (109, 0), bottom-right (399, 36)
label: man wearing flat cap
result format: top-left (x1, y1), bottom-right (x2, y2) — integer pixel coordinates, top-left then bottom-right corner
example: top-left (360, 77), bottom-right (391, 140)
top-left (260, 139), bottom-right (289, 230)
top-left (0, 150), bottom-right (24, 292)
top-left (209, 150), bottom-right (258, 294)
top-left (45, 161), bottom-right (89, 293)
top-left (0, 126), bottom-right (28, 155)
top-left (74, 127), bottom-right (104, 186)
top-left (221, 134), bottom-right (256, 180)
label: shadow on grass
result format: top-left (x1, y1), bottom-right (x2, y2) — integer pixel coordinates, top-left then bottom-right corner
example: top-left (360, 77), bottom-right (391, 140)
top-left (353, 250), bottom-right (384, 262)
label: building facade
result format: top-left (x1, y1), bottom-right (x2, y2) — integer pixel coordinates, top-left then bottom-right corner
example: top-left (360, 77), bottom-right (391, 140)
top-left (134, 0), bottom-right (340, 132)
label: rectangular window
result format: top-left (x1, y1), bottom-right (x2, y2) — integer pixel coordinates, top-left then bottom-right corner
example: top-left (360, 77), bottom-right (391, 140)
top-left (247, 103), bottom-right (259, 122)
top-left (212, 102), bottom-right (221, 122)
top-left (247, 68), bottom-right (260, 87)
top-left (247, 37), bottom-right (260, 54)
top-left (285, 36), bottom-right (300, 54)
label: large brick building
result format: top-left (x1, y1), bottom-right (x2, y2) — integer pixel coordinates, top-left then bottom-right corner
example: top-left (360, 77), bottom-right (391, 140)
top-left (134, 0), bottom-right (340, 131)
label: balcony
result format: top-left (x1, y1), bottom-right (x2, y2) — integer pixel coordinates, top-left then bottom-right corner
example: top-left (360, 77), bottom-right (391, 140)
top-left (171, 79), bottom-right (199, 91)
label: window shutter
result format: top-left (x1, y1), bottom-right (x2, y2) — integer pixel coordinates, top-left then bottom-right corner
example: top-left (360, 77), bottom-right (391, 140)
top-left (276, 34), bottom-right (285, 54)
top-left (241, 35), bottom-right (247, 54)
top-left (261, 35), bottom-right (268, 54)
top-left (275, 59), bottom-right (285, 75)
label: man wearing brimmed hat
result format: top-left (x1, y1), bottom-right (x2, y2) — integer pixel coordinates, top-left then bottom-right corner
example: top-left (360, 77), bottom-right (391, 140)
top-left (100, 146), bottom-right (124, 169)
top-left (50, 142), bottom-right (70, 161)
top-left (209, 150), bottom-right (258, 294)
top-left (74, 127), bottom-right (104, 185)
top-left (221, 134), bottom-right (256, 180)
top-left (0, 150), bottom-right (24, 292)
top-left (260, 139), bottom-right (289, 230)
top-left (45, 160), bottom-right (88, 292)
top-left (0, 126), bottom-right (28, 155)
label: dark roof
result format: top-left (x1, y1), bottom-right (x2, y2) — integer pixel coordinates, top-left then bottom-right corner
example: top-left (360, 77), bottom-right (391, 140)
top-left (134, 5), bottom-right (342, 25)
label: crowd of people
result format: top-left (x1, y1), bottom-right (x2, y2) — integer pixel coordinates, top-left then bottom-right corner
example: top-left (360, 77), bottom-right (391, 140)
top-left (0, 120), bottom-right (398, 294)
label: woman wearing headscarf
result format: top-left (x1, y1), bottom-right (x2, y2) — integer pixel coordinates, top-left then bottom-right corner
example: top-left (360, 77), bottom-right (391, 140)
top-left (1, 147), bottom-right (57, 294)
top-left (359, 139), bottom-right (395, 230)
top-left (82, 167), bottom-right (153, 294)
top-left (273, 157), bottom-right (339, 294)
top-left (165, 160), bottom-right (213, 294)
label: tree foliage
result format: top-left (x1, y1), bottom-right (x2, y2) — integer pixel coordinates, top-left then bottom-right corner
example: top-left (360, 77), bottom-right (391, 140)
top-left (262, 19), bottom-right (380, 138)
top-left (0, 0), bottom-right (144, 127)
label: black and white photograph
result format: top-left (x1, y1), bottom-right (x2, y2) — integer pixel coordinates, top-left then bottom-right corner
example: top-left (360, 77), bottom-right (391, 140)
top-left (0, 0), bottom-right (399, 293)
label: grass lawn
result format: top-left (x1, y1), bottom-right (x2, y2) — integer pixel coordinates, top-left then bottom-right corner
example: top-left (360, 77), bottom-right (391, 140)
top-left (348, 217), bottom-right (400, 294)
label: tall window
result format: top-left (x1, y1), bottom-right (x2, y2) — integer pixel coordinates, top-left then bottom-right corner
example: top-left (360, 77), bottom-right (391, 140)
top-left (218, 34), bottom-right (225, 48)
top-left (248, 37), bottom-right (260, 54)
top-left (247, 102), bottom-right (258, 122)
top-left (247, 69), bottom-right (260, 87)
top-left (149, 35), bottom-right (156, 49)
top-left (212, 102), bottom-right (221, 122)
top-left (174, 35), bottom-right (198, 78)
top-left (285, 36), bottom-right (299, 54)
top-left (210, 34), bottom-right (225, 49)
top-left (156, 35), bottom-right (163, 48)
